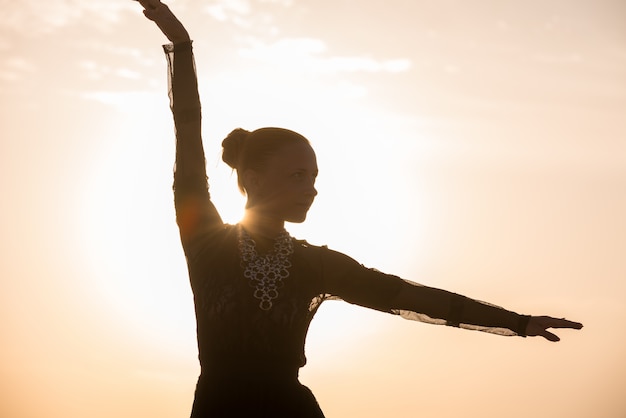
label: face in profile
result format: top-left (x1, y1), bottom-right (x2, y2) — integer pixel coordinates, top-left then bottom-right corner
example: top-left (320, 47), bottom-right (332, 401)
top-left (245, 141), bottom-right (318, 223)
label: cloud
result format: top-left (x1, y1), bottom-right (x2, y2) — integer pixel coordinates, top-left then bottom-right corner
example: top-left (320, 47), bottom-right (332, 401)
top-left (72, 39), bottom-right (149, 62)
top-left (204, 0), bottom-right (251, 23)
top-left (78, 60), bottom-right (142, 81)
top-left (258, 0), bottom-right (293, 5)
top-left (323, 56), bottom-right (412, 74)
top-left (0, 1), bottom-right (136, 36)
top-left (238, 37), bottom-right (412, 75)
top-left (0, 56), bottom-right (37, 81)
top-left (80, 90), bottom-right (162, 112)
top-left (200, 0), bottom-right (296, 31)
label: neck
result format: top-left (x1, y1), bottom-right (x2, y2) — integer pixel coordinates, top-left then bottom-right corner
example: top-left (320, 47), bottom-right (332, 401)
top-left (240, 210), bottom-right (286, 241)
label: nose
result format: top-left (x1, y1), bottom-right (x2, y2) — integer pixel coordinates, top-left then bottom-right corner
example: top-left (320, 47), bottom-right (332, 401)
top-left (305, 178), bottom-right (317, 198)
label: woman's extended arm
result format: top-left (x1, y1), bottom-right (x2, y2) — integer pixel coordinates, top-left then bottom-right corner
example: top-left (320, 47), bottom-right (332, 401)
top-left (390, 284), bottom-right (582, 341)
top-left (136, 0), bottom-right (223, 248)
top-left (320, 246), bottom-right (582, 341)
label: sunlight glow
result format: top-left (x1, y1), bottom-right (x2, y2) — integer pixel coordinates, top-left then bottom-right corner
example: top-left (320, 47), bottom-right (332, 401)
top-left (2, 1), bottom-right (624, 417)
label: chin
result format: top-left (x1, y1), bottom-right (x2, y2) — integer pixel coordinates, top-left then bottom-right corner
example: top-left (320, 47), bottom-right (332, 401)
top-left (286, 212), bottom-right (308, 224)
top-left (286, 216), bottom-right (307, 224)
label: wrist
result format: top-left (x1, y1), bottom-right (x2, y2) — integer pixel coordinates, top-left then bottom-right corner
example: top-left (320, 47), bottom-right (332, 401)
top-left (517, 315), bottom-right (531, 337)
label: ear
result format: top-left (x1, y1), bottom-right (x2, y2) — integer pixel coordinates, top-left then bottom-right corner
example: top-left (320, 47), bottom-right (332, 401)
top-left (241, 169), bottom-right (262, 196)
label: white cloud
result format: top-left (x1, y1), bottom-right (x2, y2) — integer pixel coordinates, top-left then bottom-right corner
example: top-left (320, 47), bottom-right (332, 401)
top-left (0, 1), bottom-right (136, 36)
top-left (73, 40), bottom-right (149, 62)
top-left (239, 37), bottom-right (412, 75)
top-left (6, 57), bottom-right (37, 73)
top-left (205, 0), bottom-right (251, 22)
top-left (0, 71), bottom-right (19, 82)
top-left (0, 56), bottom-right (37, 81)
top-left (77, 60), bottom-right (144, 82)
top-left (81, 90), bottom-right (162, 112)
top-left (258, 0), bottom-right (293, 5)
top-left (115, 68), bottom-right (142, 80)
top-left (201, 0), bottom-right (295, 29)
top-left (322, 56), bottom-right (412, 74)
top-left (205, 0), bottom-right (252, 27)
top-left (240, 37), bottom-right (325, 57)
top-left (71, 40), bottom-right (154, 82)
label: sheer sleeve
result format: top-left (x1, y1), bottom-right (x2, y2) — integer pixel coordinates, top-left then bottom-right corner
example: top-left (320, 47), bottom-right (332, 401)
top-left (319, 246), bottom-right (530, 337)
top-left (163, 41), bottom-right (223, 252)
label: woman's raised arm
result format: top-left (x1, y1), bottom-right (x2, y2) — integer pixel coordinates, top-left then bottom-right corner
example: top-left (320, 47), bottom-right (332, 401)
top-left (135, 0), bottom-right (223, 248)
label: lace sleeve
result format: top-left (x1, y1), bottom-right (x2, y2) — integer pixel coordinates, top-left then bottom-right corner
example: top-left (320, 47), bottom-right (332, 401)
top-left (163, 41), bottom-right (223, 249)
top-left (389, 280), bottom-right (530, 337)
top-left (319, 246), bottom-right (529, 337)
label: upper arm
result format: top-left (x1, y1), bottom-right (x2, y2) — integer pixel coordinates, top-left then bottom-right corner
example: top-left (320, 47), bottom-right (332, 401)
top-left (320, 248), bottom-right (405, 312)
top-left (319, 247), bottom-right (456, 320)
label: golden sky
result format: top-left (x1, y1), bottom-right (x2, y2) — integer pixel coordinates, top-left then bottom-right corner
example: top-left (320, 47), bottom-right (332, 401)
top-left (1, 1), bottom-right (625, 417)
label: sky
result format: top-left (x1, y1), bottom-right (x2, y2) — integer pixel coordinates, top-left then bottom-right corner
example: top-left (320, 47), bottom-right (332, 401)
top-left (1, 0), bottom-right (625, 417)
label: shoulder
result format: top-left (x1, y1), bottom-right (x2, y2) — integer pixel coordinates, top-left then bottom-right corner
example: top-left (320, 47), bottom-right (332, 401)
top-left (292, 237), bottom-right (335, 258)
top-left (184, 223), bottom-right (238, 261)
top-left (291, 238), bottom-right (363, 273)
top-left (292, 237), bottom-right (324, 250)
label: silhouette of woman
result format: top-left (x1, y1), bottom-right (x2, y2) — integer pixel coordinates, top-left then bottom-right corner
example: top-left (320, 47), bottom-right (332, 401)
top-left (135, 1), bottom-right (583, 417)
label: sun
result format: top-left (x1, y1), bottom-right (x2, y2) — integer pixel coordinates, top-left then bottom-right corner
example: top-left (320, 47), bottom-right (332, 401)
top-left (71, 94), bottom-right (201, 352)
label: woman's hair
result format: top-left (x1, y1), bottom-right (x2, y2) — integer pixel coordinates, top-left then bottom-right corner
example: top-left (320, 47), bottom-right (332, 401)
top-left (222, 127), bottom-right (311, 194)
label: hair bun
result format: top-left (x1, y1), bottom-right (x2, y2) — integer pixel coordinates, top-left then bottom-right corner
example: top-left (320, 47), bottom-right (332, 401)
top-left (222, 128), bottom-right (251, 169)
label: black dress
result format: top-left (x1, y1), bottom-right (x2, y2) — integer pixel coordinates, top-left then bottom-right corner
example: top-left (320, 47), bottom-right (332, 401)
top-left (163, 41), bottom-right (530, 418)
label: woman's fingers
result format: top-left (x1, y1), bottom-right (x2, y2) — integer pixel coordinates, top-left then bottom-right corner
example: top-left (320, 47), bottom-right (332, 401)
top-left (136, 0), bottom-right (162, 21)
top-left (136, 0), bottom-right (163, 11)
top-left (541, 329), bottom-right (560, 342)
top-left (134, 0), bottom-right (189, 43)
top-left (527, 316), bottom-right (583, 342)
top-left (544, 317), bottom-right (583, 330)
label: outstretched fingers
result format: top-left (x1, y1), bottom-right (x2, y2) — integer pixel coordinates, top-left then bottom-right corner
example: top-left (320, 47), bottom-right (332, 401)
top-left (545, 317), bottom-right (583, 330)
top-left (540, 329), bottom-right (560, 342)
top-left (136, 0), bottom-right (163, 11)
top-left (526, 315), bottom-right (583, 342)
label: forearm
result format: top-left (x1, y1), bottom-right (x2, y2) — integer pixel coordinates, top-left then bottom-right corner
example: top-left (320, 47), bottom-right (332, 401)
top-left (164, 41), bottom-right (223, 242)
top-left (391, 283), bottom-right (530, 335)
top-left (321, 247), bottom-right (530, 336)
top-left (164, 41), bottom-right (207, 191)
top-left (453, 295), bottom-right (530, 335)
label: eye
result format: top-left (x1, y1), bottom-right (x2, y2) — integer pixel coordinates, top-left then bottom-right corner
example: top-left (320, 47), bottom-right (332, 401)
top-left (290, 170), bottom-right (317, 182)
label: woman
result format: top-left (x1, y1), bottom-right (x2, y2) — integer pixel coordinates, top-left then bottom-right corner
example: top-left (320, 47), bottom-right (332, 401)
top-left (135, 1), bottom-right (583, 417)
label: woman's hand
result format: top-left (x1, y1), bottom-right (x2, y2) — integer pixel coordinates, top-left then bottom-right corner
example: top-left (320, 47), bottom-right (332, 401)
top-left (135, 0), bottom-right (190, 44)
top-left (525, 316), bottom-right (583, 342)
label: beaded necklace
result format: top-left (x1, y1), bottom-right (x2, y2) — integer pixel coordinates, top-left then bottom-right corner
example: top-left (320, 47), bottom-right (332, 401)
top-left (238, 225), bottom-right (294, 311)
